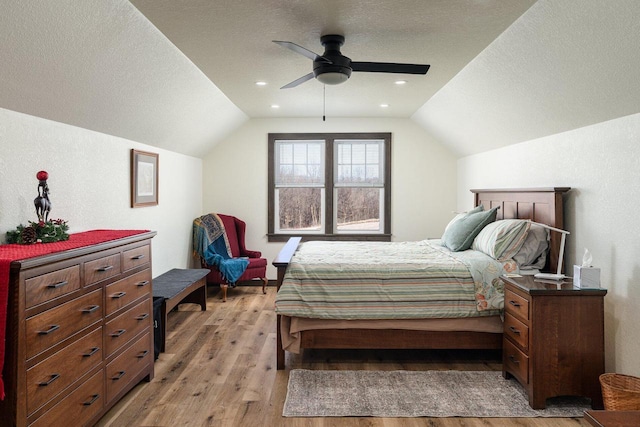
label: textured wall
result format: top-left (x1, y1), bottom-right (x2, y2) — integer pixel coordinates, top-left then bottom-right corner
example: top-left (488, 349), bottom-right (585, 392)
top-left (201, 117), bottom-right (458, 278)
top-left (457, 113), bottom-right (640, 375)
top-left (0, 108), bottom-right (203, 276)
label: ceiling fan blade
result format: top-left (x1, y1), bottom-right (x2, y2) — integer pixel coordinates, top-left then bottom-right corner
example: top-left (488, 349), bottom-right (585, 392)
top-left (351, 62), bottom-right (430, 75)
top-left (273, 40), bottom-right (331, 63)
top-left (280, 72), bottom-right (315, 89)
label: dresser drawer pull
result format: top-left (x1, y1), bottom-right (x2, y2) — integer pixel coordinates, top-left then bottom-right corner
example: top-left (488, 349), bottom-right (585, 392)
top-left (131, 254), bottom-right (146, 260)
top-left (112, 371), bottom-right (126, 381)
top-left (135, 313), bottom-right (149, 321)
top-left (508, 326), bottom-right (521, 335)
top-left (110, 291), bottom-right (127, 299)
top-left (136, 280), bottom-right (150, 287)
top-left (136, 350), bottom-right (149, 359)
top-left (508, 355), bottom-right (520, 365)
top-left (37, 324), bottom-right (60, 335)
top-left (82, 347), bottom-right (100, 357)
top-left (47, 280), bottom-right (69, 289)
top-left (38, 373), bottom-right (60, 386)
top-left (83, 394), bottom-right (100, 406)
top-left (82, 305), bottom-right (100, 314)
top-left (97, 265), bottom-right (114, 272)
top-left (109, 329), bottom-right (127, 338)
top-left (508, 300), bottom-right (521, 307)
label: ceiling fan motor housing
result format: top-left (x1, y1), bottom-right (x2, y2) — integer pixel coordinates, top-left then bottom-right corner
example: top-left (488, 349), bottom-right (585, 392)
top-left (314, 34), bottom-right (352, 83)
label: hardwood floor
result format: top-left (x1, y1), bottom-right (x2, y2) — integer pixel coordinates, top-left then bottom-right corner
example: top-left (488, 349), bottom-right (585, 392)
top-left (97, 285), bottom-right (590, 427)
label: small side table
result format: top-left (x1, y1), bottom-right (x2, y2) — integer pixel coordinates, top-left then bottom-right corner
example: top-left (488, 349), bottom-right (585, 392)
top-left (501, 274), bottom-right (607, 409)
top-left (585, 410), bottom-right (640, 427)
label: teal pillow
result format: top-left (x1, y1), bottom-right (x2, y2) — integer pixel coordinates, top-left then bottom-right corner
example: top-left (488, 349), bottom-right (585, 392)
top-left (441, 207), bottom-right (498, 252)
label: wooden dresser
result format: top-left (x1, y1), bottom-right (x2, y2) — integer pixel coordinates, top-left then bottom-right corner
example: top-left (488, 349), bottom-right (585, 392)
top-left (501, 274), bottom-right (607, 409)
top-left (0, 231), bottom-right (156, 427)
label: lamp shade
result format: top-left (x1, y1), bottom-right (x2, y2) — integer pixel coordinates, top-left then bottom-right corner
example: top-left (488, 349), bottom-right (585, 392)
top-left (316, 72), bottom-right (349, 85)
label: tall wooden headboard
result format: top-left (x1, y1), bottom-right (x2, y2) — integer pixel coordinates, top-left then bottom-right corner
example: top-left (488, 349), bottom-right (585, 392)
top-left (471, 187), bottom-right (571, 273)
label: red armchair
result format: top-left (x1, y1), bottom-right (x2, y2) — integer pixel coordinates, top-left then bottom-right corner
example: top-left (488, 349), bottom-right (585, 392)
top-left (195, 213), bottom-right (267, 302)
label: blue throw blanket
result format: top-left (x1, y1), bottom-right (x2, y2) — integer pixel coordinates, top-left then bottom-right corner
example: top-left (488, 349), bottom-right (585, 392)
top-left (193, 214), bottom-right (249, 285)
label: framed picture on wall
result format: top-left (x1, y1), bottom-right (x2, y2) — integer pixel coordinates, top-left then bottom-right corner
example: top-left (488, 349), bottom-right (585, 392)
top-left (131, 149), bottom-right (159, 208)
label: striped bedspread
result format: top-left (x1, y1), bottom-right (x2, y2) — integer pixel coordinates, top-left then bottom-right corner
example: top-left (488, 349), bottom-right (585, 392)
top-left (275, 240), bottom-right (505, 320)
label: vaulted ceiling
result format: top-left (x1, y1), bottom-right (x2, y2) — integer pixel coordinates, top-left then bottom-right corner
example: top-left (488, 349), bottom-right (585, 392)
top-left (2, 1), bottom-right (639, 158)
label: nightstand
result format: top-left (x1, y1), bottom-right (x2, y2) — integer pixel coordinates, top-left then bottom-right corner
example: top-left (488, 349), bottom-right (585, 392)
top-left (501, 274), bottom-right (607, 409)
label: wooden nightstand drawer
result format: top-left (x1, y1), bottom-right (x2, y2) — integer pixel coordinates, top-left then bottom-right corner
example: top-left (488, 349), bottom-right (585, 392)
top-left (504, 289), bottom-right (529, 322)
top-left (504, 313), bottom-right (529, 351)
top-left (122, 245), bottom-right (150, 272)
top-left (104, 298), bottom-right (151, 357)
top-left (105, 269), bottom-right (152, 316)
top-left (26, 265), bottom-right (81, 308)
top-left (26, 327), bottom-right (102, 415)
top-left (26, 289), bottom-right (103, 359)
top-left (29, 369), bottom-right (104, 427)
top-left (503, 338), bottom-right (529, 385)
top-left (84, 253), bottom-right (121, 286)
top-left (106, 332), bottom-right (152, 402)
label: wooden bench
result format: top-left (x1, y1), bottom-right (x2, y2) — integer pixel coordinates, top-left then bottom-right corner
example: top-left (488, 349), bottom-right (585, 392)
top-left (152, 268), bottom-right (209, 352)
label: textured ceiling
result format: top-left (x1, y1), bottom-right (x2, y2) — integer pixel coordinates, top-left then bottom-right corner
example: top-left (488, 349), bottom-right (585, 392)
top-left (129, 0), bottom-right (536, 119)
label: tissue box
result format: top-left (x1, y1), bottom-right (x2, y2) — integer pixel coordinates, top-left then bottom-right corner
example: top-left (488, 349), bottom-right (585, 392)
top-left (573, 265), bottom-right (601, 288)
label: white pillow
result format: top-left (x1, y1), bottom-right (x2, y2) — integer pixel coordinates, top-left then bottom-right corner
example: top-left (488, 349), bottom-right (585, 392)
top-left (472, 219), bottom-right (531, 261)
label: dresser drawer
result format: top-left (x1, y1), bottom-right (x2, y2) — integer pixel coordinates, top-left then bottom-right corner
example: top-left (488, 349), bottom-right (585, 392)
top-left (504, 313), bottom-right (529, 351)
top-left (503, 338), bottom-right (529, 385)
top-left (105, 298), bottom-right (151, 357)
top-left (105, 269), bottom-right (152, 316)
top-left (29, 369), bottom-right (104, 427)
top-left (84, 253), bottom-right (121, 286)
top-left (26, 327), bottom-right (103, 415)
top-left (26, 265), bottom-right (81, 309)
top-left (122, 244), bottom-right (150, 272)
top-left (504, 289), bottom-right (529, 323)
top-left (26, 289), bottom-right (103, 359)
top-left (106, 333), bottom-right (152, 402)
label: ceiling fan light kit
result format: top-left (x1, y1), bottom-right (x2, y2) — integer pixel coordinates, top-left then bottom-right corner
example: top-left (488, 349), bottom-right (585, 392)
top-left (273, 34), bottom-right (430, 89)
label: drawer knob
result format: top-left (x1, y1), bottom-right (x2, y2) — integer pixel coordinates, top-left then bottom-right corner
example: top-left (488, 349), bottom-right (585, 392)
top-left (83, 394), bottom-right (100, 406)
top-left (37, 324), bottom-right (60, 335)
top-left (112, 371), bottom-right (126, 381)
top-left (38, 373), bottom-right (60, 386)
top-left (508, 326), bottom-right (521, 335)
top-left (137, 350), bottom-right (149, 359)
top-left (47, 280), bottom-right (68, 289)
top-left (97, 265), bottom-right (114, 272)
top-left (508, 300), bottom-right (521, 307)
top-left (136, 280), bottom-right (150, 287)
top-left (132, 254), bottom-right (145, 260)
top-left (111, 291), bottom-right (127, 299)
top-left (135, 313), bottom-right (149, 321)
top-left (508, 355), bottom-right (520, 365)
top-left (109, 329), bottom-right (127, 338)
top-left (82, 305), bottom-right (100, 314)
top-left (82, 347), bottom-right (100, 358)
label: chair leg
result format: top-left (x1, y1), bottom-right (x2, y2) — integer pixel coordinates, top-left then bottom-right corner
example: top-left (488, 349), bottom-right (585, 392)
top-left (261, 277), bottom-right (267, 294)
top-left (221, 284), bottom-right (228, 302)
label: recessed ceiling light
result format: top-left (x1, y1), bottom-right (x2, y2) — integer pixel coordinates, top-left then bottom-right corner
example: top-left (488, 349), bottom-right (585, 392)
top-left (255, 81), bottom-right (267, 86)
top-left (395, 80), bottom-right (407, 85)
top-left (380, 104), bottom-right (389, 108)
top-left (271, 104), bottom-right (280, 109)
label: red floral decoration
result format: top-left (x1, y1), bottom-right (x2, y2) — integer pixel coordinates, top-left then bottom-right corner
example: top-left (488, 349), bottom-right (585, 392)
top-left (36, 170), bottom-right (49, 181)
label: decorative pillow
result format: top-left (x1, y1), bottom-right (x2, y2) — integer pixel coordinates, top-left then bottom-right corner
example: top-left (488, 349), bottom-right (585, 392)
top-left (443, 205), bottom-right (484, 233)
top-left (513, 223), bottom-right (549, 269)
top-left (441, 207), bottom-right (498, 252)
top-left (472, 219), bottom-right (531, 261)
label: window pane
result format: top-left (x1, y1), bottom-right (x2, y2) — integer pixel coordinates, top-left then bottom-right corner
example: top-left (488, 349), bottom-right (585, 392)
top-left (336, 187), bottom-right (381, 231)
top-left (335, 139), bottom-right (383, 186)
top-left (278, 187), bottom-right (322, 231)
top-left (275, 140), bottom-right (324, 186)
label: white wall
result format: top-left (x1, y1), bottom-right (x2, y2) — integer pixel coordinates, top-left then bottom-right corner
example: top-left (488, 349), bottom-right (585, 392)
top-left (0, 108), bottom-right (203, 276)
top-left (458, 113), bottom-right (640, 375)
top-left (202, 117), bottom-right (458, 278)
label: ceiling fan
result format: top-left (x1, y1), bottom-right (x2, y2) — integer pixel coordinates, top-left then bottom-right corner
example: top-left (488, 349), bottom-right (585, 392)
top-left (273, 34), bottom-right (430, 89)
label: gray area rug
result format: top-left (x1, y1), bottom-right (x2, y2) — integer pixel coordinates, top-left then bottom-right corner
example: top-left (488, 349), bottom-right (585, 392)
top-left (283, 370), bottom-right (591, 417)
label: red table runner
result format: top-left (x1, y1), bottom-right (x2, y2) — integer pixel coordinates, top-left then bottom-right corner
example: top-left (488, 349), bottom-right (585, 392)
top-left (0, 229), bottom-right (149, 400)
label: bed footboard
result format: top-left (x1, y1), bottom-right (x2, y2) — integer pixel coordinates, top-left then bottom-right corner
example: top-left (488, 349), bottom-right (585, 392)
top-left (273, 237), bottom-right (301, 369)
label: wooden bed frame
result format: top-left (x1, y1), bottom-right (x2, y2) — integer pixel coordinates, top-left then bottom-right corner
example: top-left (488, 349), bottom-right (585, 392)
top-left (273, 187), bottom-right (571, 369)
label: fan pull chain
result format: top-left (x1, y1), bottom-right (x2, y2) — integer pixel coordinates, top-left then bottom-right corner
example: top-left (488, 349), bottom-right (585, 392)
top-left (323, 85), bottom-right (326, 122)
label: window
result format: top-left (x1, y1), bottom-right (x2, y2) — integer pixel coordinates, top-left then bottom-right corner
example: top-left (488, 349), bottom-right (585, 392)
top-left (268, 133), bottom-right (391, 241)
